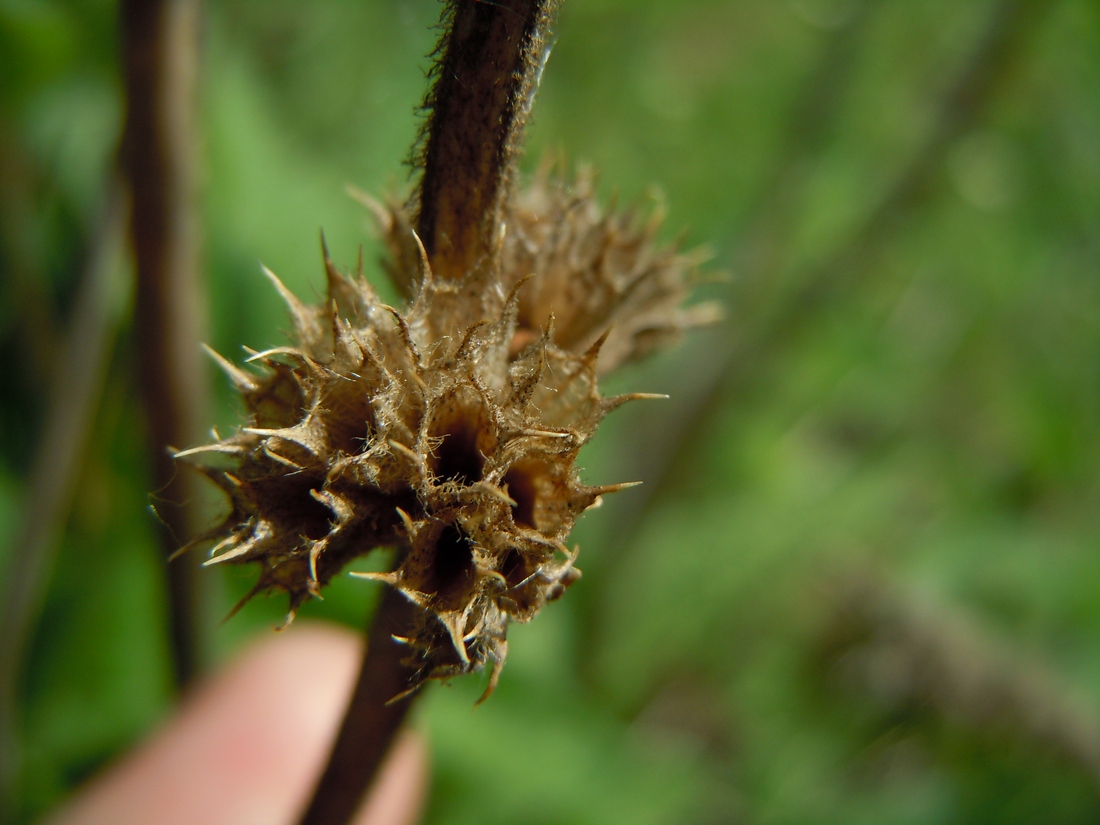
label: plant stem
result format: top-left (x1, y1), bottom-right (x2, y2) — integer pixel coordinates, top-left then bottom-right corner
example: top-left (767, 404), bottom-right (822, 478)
top-left (822, 573), bottom-right (1100, 787)
top-left (415, 0), bottom-right (560, 280)
top-left (296, 587), bottom-right (421, 825)
top-left (120, 0), bottom-right (211, 688)
top-left (296, 4), bottom-right (562, 821)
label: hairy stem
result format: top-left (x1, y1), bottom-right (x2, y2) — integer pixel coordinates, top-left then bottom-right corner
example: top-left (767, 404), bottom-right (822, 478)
top-left (120, 0), bottom-right (211, 688)
top-left (296, 6), bottom-right (564, 821)
top-left (414, 0), bottom-right (560, 280)
top-left (297, 587), bottom-right (421, 825)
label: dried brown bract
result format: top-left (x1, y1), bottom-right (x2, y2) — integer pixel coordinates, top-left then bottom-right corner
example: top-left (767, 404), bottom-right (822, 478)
top-left (501, 165), bottom-right (723, 374)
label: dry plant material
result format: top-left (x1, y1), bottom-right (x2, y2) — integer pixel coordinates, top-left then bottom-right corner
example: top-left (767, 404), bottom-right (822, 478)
top-left (176, 0), bottom-right (718, 699)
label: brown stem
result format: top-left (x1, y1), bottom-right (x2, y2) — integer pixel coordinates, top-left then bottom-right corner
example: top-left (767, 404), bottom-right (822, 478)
top-left (120, 0), bottom-right (211, 688)
top-left (414, 0), bottom-right (560, 280)
top-left (296, 587), bottom-right (422, 825)
top-left (294, 8), bottom-right (564, 822)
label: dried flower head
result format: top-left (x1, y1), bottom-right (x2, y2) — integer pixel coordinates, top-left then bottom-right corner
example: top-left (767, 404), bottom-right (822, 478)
top-left (175, 0), bottom-right (718, 696)
top-left (178, 173), bottom-right (714, 692)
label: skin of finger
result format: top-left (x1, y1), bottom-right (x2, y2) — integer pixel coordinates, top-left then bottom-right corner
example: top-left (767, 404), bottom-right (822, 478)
top-left (45, 622), bottom-right (428, 825)
top-left (349, 730), bottom-right (426, 825)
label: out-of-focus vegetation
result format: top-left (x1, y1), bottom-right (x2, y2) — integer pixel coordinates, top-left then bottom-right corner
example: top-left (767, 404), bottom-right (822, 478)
top-left (3, 0), bottom-right (1100, 822)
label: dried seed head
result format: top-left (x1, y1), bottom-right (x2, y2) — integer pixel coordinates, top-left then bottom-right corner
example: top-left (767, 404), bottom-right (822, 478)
top-left (177, 168), bottom-right (716, 691)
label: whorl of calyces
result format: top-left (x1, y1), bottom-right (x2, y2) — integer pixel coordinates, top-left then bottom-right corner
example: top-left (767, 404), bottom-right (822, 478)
top-left (177, 160), bottom-right (717, 696)
top-left (175, 0), bottom-right (719, 698)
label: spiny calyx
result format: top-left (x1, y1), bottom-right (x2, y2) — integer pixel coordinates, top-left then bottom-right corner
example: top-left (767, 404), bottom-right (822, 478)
top-left (176, 168), bottom-right (716, 693)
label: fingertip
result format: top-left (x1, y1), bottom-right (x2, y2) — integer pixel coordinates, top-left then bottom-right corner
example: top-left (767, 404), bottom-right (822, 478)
top-left (352, 730), bottom-right (429, 825)
top-left (48, 622), bottom-right (371, 825)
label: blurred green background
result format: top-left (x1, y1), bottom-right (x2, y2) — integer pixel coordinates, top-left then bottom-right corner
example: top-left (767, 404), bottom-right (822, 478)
top-left (3, 0), bottom-right (1100, 822)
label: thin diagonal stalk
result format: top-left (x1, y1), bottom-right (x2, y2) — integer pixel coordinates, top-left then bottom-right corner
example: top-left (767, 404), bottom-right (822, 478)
top-left (120, 0), bottom-right (211, 688)
top-left (0, 179), bottom-right (129, 824)
top-left (592, 0), bottom-right (1054, 585)
top-left (821, 573), bottom-right (1100, 788)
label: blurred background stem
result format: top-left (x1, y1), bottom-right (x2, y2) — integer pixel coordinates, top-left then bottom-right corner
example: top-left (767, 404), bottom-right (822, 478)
top-left (119, 0), bottom-right (211, 689)
top-left (819, 572), bottom-right (1100, 789)
top-left (2, 0), bottom-right (212, 814)
top-left (0, 179), bottom-right (129, 825)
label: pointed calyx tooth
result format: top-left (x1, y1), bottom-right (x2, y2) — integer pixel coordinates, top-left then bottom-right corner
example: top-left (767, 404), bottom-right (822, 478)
top-left (204, 532), bottom-right (257, 567)
top-left (260, 265), bottom-right (309, 322)
top-left (394, 507), bottom-right (418, 537)
top-left (350, 570), bottom-right (399, 585)
top-left (173, 442), bottom-right (245, 462)
top-left (477, 481), bottom-right (518, 507)
top-left (203, 343), bottom-right (257, 392)
top-left (476, 645), bottom-right (508, 705)
top-left (591, 481), bottom-right (643, 496)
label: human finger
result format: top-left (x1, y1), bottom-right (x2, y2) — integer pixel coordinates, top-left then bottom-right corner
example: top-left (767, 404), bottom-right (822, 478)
top-left (46, 622), bottom-right (427, 825)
